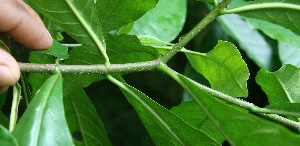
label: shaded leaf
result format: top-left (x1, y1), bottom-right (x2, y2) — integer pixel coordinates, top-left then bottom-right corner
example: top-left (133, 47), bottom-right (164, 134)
top-left (235, 0), bottom-right (300, 36)
top-left (109, 76), bottom-right (220, 146)
top-left (279, 42), bottom-right (300, 67)
top-left (130, 0), bottom-right (187, 42)
top-left (217, 14), bottom-right (274, 70)
top-left (64, 88), bottom-right (111, 146)
top-left (245, 17), bottom-right (300, 49)
top-left (256, 64), bottom-right (300, 103)
top-left (96, 0), bottom-right (158, 32)
top-left (0, 125), bottom-right (18, 146)
top-left (12, 74), bottom-right (74, 146)
top-left (186, 40), bottom-right (249, 97)
top-left (177, 75), bottom-right (300, 145)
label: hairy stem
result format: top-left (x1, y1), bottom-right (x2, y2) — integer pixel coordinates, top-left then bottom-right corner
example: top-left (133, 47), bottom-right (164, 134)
top-left (159, 0), bottom-right (231, 63)
top-left (221, 2), bottom-right (300, 14)
top-left (157, 63), bottom-right (300, 133)
top-left (19, 61), bottom-right (159, 74)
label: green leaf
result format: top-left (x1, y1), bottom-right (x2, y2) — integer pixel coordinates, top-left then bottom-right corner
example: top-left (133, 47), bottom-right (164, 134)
top-left (38, 40), bottom-right (69, 60)
top-left (0, 125), bottom-right (18, 146)
top-left (171, 103), bottom-right (225, 143)
top-left (96, 0), bottom-right (158, 32)
top-left (217, 14), bottom-right (274, 70)
top-left (279, 42), bottom-right (300, 67)
top-left (109, 75), bottom-right (220, 146)
top-left (12, 73), bottom-right (74, 146)
top-left (29, 0), bottom-right (108, 63)
top-left (235, 0), bottom-right (300, 36)
top-left (130, 0), bottom-right (187, 42)
top-left (256, 64), bottom-right (300, 103)
top-left (177, 75), bottom-right (300, 145)
top-left (196, 0), bottom-right (214, 3)
top-left (186, 40), bottom-right (249, 97)
top-left (244, 17), bottom-right (300, 49)
top-left (64, 88), bottom-right (111, 146)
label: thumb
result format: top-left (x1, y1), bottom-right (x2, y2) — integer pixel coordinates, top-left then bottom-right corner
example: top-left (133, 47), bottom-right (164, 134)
top-left (0, 49), bottom-right (20, 93)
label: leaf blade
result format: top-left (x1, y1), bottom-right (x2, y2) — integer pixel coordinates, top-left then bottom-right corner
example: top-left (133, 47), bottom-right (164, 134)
top-left (186, 41), bottom-right (249, 97)
top-left (12, 73), bottom-right (74, 146)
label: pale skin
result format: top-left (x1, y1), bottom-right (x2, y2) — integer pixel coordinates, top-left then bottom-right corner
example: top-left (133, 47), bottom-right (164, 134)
top-left (0, 0), bottom-right (52, 93)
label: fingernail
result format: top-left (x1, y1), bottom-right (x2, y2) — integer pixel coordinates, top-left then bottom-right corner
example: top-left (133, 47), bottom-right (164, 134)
top-left (0, 86), bottom-right (9, 94)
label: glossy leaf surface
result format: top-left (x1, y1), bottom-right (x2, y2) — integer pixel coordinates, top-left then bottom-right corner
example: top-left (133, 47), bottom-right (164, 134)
top-left (186, 41), bottom-right (249, 97)
top-left (12, 74), bottom-right (74, 146)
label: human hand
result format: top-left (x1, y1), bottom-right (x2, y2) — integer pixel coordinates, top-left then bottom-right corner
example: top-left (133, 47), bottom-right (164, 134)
top-left (0, 0), bottom-right (52, 93)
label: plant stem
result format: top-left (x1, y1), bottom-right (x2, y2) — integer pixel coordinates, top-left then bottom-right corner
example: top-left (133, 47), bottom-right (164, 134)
top-left (19, 60), bottom-right (160, 74)
top-left (9, 83), bottom-right (21, 133)
top-left (221, 2), bottom-right (300, 14)
top-left (159, 0), bottom-right (231, 63)
top-left (157, 63), bottom-right (300, 133)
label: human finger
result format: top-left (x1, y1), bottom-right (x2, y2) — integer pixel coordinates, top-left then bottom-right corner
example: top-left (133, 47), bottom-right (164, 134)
top-left (0, 49), bottom-right (20, 93)
top-left (0, 0), bottom-right (52, 49)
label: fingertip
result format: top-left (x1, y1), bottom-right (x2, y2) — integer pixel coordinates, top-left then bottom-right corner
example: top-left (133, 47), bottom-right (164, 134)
top-left (0, 49), bottom-right (20, 86)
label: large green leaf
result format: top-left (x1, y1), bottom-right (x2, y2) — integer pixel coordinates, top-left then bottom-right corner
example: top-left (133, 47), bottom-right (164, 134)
top-left (234, 0), bottom-right (300, 36)
top-left (217, 14), bottom-right (274, 70)
top-left (12, 73), bottom-right (74, 146)
top-left (0, 125), bottom-right (18, 146)
top-left (177, 75), bottom-right (300, 145)
top-left (245, 17), bottom-right (300, 49)
top-left (29, 0), bottom-right (108, 62)
top-left (64, 88), bottom-right (111, 146)
top-left (109, 76), bottom-right (220, 146)
top-left (96, 0), bottom-right (158, 32)
top-left (256, 64), bottom-right (300, 103)
top-left (129, 0), bottom-right (187, 42)
top-left (186, 41), bottom-right (249, 97)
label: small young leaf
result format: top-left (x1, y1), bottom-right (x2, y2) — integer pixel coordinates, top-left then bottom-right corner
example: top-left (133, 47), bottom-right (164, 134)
top-left (109, 76), bottom-right (220, 146)
top-left (186, 40), bottom-right (249, 97)
top-left (12, 73), bottom-right (74, 146)
top-left (96, 0), bottom-right (158, 32)
top-left (38, 40), bottom-right (69, 60)
top-left (0, 125), bottom-right (18, 146)
top-left (256, 64), bottom-right (300, 104)
top-left (130, 0), bottom-right (187, 42)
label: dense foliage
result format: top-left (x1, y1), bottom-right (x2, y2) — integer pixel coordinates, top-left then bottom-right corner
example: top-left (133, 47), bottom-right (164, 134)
top-left (1, 0), bottom-right (300, 145)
